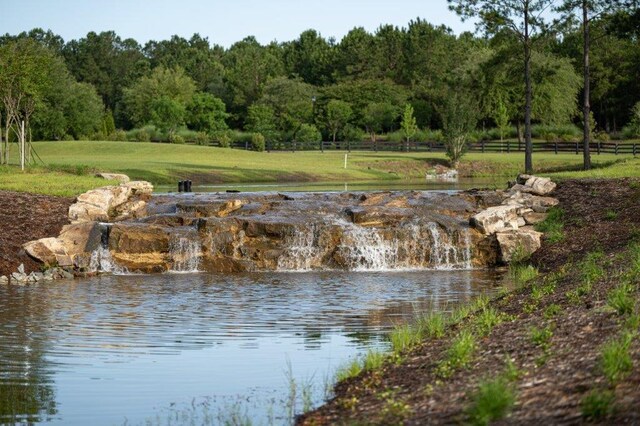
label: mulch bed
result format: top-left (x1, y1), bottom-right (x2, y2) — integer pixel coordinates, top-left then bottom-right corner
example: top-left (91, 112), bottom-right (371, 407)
top-left (0, 190), bottom-right (73, 277)
top-left (299, 178), bottom-right (640, 425)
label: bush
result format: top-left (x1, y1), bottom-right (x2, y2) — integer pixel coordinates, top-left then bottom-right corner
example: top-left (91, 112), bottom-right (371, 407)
top-left (61, 134), bottom-right (75, 141)
top-left (296, 124), bottom-right (321, 149)
top-left (168, 133), bottom-right (185, 144)
top-left (108, 130), bottom-right (127, 141)
top-left (341, 124), bottom-right (365, 143)
top-left (215, 131), bottom-right (232, 148)
top-left (90, 131), bottom-right (107, 141)
top-left (135, 130), bottom-right (150, 142)
top-left (194, 132), bottom-right (210, 146)
top-left (251, 133), bottom-right (265, 152)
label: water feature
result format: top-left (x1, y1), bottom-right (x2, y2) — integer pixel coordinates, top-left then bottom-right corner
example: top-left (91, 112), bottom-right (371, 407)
top-left (0, 270), bottom-right (506, 425)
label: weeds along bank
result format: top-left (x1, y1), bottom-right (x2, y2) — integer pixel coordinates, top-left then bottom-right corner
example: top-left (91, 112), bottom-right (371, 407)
top-left (299, 178), bottom-right (640, 425)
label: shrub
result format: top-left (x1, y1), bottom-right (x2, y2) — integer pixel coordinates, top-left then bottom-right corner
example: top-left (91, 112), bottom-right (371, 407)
top-left (108, 130), bottom-right (127, 141)
top-left (177, 129), bottom-right (199, 143)
top-left (61, 134), bottom-right (75, 141)
top-left (90, 131), bottom-right (107, 141)
top-left (251, 132), bottom-right (266, 152)
top-left (296, 124), bottom-right (321, 148)
top-left (136, 130), bottom-right (150, 142)
top-left (168, 133), bottom-right (185, 144)
top-left (341, 124), bottom-right (365, 143)
top-left (194, 132), bottom-right (210, 146)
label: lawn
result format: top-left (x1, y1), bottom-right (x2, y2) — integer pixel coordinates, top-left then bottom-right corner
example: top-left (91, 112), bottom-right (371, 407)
top-left (1, 140), bottom-right (639, 196)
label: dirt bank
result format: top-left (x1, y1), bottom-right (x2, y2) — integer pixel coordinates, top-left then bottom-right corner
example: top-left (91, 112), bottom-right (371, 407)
top-left (0, 191), bottom-right (73, 277)
top-left (299, 178), bottom-right (640, 425)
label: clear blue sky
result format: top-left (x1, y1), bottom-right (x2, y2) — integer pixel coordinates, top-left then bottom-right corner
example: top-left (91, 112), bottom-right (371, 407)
top-left (0, 0), bottom-right (475, 47)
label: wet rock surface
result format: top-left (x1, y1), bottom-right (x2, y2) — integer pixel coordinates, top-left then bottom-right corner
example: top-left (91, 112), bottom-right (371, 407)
top-left (20, 175), bottom-right (556, 274)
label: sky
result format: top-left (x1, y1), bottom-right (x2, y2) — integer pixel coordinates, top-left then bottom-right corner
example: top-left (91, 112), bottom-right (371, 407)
top-left (0, 0), bottom-right (476, 47)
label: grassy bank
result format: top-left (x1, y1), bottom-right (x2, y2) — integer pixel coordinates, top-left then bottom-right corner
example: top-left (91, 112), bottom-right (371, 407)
top-left (1, 141), bottom-right (639, 195)
top-left (300, 178), bottom-right (640, 425)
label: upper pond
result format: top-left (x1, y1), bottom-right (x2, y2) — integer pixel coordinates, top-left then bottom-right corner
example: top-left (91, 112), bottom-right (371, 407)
top-left (0, 269), bottom-right (505, 425)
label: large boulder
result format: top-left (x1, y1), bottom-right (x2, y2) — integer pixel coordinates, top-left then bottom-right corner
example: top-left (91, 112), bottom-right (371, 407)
top-left (108, 222), bottom-right (170, 272)
top-left (23, 222), bottom-right (104, 268)
top-left (515, 174), bottom-right (556, 196)
top-left (496, 227), bottom-right (543, 263)
top-left (68, 181), bottom-right (153, 223)
top-left (470, 205), bottom-right (520, 235)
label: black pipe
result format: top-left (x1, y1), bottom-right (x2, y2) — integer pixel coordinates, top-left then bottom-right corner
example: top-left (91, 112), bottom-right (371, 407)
top-left (178, 181), bottom-right (184, 192)
top-left (186, 180), bottom-right (192, 192)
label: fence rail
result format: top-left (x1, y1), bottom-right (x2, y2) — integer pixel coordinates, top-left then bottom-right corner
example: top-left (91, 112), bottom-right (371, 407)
top-left (202, 139), bottom-right (639, 156)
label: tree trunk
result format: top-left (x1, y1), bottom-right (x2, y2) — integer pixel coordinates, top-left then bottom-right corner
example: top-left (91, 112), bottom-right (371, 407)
top-left (582, 0), bottom-right (592, 170)
top-left (524, 3), bottom-right (533, 174)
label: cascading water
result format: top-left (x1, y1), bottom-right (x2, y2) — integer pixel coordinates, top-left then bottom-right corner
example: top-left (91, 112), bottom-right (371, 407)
top-left (168, 231), bottom-right (202, 273)
top-left (276, 217), bottom-right (473, 272)
top-left (89, 223), bottom-right (127, 274)
top-left (276, 224), bottom-right (321, 271)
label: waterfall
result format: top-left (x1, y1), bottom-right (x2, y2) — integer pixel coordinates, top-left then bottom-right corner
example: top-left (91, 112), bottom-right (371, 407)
top-left (277, 224), bottom-right (321, 271)
top-left (169, 233), bottom-right (202, 273)
top-left (89, 247), bottom-right (127, 274)
top-left (427, 222), bottom-right (471, 270)
top-left (332, 219), bottom-right (471, 271)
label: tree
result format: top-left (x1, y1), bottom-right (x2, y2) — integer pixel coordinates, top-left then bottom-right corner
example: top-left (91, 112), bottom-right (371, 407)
top-left (246, 104), bottom-right (279, 141)
top-left (439, 91), bottom-right (479, 168)
top-left (324, 100), bottom-right (352, 144)
top-left (362, 102), bottom-right (398, 143)
top-left (257, 77), bottom-right (316, 141)
top-left (122, 66), bottom-right (196, 128)
top-left (283, 29), bottom-right (335, 85)
top-left (400, 103), bottom-right (418, 151)
top-left (186, 92), bottom-right (228, 132)
top-left (556, 1), bottom-right (624, 170)
top-left (449, 0), bottom-right (556, 173)
top-left (0, 38), bottom-right (64, 163)
top-left (63, 82), bottom-right (104, 139)
top-left (151, 96), bottom-right (185, 136)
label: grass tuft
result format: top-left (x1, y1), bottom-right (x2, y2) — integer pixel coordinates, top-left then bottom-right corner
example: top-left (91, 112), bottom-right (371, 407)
top-left (335, 358), bottom-right (363, 383)
top-left (417, 311), bottom-right (446, 339)
top-left (601, 333), bottom-right (634, 384)
top-left (436, 330), bottom-right (476, 378)
top-left (509, 264), bottom-right (538, 287)
top-left (389, 324), bottom-right (422, 353)
top-left (466, 377), bottom-right (516, 425)
top-left (535, 207), bottom-right (565, 243)
top-left (581, 389), bottom-right (616, 420)
top-left (607, 283), bottom-right (636, 316)
top-left (474, 307), bottom-right (506, 336)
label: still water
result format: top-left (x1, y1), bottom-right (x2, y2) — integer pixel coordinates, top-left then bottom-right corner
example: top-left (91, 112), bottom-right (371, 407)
top-left (154, 178), bottom-right (503, 194)
top-left (0, 270), bottom-right (505, 425)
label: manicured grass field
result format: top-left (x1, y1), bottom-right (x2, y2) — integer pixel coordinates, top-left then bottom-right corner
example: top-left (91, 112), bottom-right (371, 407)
top-left (1, 140), bottom-right (639, 196)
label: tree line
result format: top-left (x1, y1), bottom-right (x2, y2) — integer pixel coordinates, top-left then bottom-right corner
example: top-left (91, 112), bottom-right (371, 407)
top-left (0, 1), bottom-right (638, 170)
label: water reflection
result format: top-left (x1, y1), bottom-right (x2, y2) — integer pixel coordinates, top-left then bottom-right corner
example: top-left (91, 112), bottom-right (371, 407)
top-left (0, 270), bottom-right (504, 425)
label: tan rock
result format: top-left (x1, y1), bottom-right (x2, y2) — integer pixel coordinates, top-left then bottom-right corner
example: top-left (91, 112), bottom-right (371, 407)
top-left (470, 205), bottom-right (520, 235)
top-left (524, 212), bottom-right (548, 225)
top-left (496, 228), bottom-right (543, 263)
top-left (23, 237), bottom-right (67, 265)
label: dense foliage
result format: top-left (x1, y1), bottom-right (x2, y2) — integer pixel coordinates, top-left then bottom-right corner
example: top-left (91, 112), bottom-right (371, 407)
top-left (0, 5), bottom-right (638, 160)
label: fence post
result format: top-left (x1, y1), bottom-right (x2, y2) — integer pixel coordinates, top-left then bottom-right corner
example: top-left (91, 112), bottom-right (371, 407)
top-left (597, 142), bottom-right (601, 155)
top-left (554, 142), bottom-right (558, 154)
top-left (507, 141), bottom-right (510, 153)
top-left (348, 141), bottom-right (351, 153)
top-left (575, 141), bottom-right (579, 154)
top-left (634, 144), bottom-right (637, 157)
top-left (481, 140), bottom-right (485, 153)
top-left (615, 143), bottom-right (619, 155)
top-left (320, 140), bottom-right (324, 153)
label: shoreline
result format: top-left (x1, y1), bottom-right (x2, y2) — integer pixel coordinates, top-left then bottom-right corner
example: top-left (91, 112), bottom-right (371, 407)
top-left (299, 178), bottom-right (640, 424)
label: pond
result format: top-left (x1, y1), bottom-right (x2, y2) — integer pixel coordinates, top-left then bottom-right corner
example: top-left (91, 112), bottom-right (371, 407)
top-left (0, 269), bottom-right (506, 425)
top-left (154, 177), bottom-right (503, 194)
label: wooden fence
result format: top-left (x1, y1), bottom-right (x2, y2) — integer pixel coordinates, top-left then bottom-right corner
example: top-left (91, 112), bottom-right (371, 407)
top-left (208, 139), bottom-right (639, 155)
